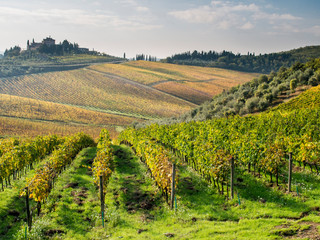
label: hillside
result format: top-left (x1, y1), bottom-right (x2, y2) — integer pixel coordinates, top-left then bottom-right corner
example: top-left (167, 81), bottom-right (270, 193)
top-left (271, 84), bottom-right (320, 112)
top-left (2, 62), bottom-right (320, 239)
top-left (0, 68), bottom-right (195, 118)
top-left (89, 61), bottom-right (259, 104)
top-left (0, 94), bottom-right (140, 138)
top-left (163, 45), bottom-right (320, 73)
top-left (0, 53), bottom-right (123, 78)
top-left (112, 70), bottom-right (320, 239)
top-left (151, 58), bottom-right (320, 125)
top-left (0, 61), bottom-right (257, 138)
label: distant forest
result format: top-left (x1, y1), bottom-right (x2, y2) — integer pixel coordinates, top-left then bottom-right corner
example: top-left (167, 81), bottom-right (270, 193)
top-left (162, 46), bottom-right (320, 73)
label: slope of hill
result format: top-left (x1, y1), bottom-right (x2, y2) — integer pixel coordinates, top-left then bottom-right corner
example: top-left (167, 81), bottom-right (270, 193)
top-left (271, 84), bottom-right (320, 112)
top-left (0, 60), bottom-right (258, 138)
top-left (0, 94), bottom-right (141, 138)
top-left (149, 58), bottom-right (320, 125)
top-left (0, 68), bottom-right (196, 119)
top-left (89, 61), bottom-right (259, 104)
top-left (112, 59), bottom-right (320, 239)
top-left (0, 53), bottom-right (123, 78)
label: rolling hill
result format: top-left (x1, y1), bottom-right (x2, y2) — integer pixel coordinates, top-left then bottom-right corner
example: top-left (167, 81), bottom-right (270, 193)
top-left (89, 61), bottom-right (259, 104)
top-left (0, 61), bottom-right (258, 138)
top-left (0, 94), bottom-right (140, 138)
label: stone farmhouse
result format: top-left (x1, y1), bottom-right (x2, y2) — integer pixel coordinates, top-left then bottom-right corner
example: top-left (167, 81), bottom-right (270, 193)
top-left (27, 36), bottom-right (55, 51)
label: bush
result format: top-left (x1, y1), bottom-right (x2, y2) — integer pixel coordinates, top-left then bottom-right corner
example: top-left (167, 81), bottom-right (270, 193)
top-left (258, 75), bottom-right (268, 84)
top-left (277, 83), bottom-right (289, 92)
top-left (264, 93), bottom-right (274, 103)
top-left (255, 90), bottom-right (263, 98)
top-left (239, 107), bottom-right (248, 116)
top-left (290, 78), bottom-right (297, 90)
top-left (258, 98), bottom-right (269, 111)
top-left (308, 73), bottom-right (320, 86)
top-left (245, 97), bottom-right (259, 113)
top-left (258, 82), bottom-right (269, 91)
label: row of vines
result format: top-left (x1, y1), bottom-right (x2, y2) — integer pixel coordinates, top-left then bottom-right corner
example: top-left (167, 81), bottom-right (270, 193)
top-left (119, 132), bottom-right (176, 201)
top-left (119, 108), bottom-right (320, 195)
top-left (93, 129), bottom-right (114, 191)
top-left (26, 133), bottom-right (95, 212)
top-left (0, 135), bottom-right (62, 191)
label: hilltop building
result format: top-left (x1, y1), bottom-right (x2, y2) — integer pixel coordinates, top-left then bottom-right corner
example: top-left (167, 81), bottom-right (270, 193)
top-left (27, 36), bottom-right (55, 51)
top-left (42, 37), bottom-right (55, 47)
top-left (25, 36), bottom-right (97, 55)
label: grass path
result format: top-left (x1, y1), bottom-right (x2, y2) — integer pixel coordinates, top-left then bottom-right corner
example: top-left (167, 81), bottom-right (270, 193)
top-left (95, 146), bottom-right (289, 239)
top-left (0, 169), bottom-right (35, 239)
top-left (0, 157), bottom-right (55, 239)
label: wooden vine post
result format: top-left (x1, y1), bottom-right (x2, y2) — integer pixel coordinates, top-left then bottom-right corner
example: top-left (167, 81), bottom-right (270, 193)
top-left (25, 187), bottom-right (32, 230)
top-left (99, 175), bottom-right (105, 227)
top-left (288, 152), bottom-right (293, 192)
top-left (230, 157), bottom-right (235, 200)
top-left (170, 163), bottom-right (176, 210)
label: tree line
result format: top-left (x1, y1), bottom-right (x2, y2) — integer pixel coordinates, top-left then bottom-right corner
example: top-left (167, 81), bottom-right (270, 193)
top-left (162, 46), bottom-right (320, 73)
top-left (134, 54), bottom-right (157, 61)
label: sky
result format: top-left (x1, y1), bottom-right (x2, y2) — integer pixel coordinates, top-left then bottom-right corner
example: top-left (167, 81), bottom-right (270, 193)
top-left (0, 0), bottom-right (319, 58)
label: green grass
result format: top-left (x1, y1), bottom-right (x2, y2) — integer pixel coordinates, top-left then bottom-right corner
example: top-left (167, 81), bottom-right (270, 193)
top-left (3, 145), bottom-right (320, 239)
top-left (13, 147), bottom-right (100, 240)
top-left (0, 160), bottom-right (48, 239)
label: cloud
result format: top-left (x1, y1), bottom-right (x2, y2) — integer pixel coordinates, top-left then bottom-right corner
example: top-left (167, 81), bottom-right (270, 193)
top-left (0, 6), bottom-right (159, 30)
top-left (303, 25), bottom-right (320, 37)
top-left (169, 1), bottom-right (301, 31)
top-left (115, 0), bottom-right (149, 12)
top-left (240, 21), bottom-right (254, 30)
top-left (254, 12), bottom-right (302, 21)
top-left (135, 6), bottom-right (149, 12)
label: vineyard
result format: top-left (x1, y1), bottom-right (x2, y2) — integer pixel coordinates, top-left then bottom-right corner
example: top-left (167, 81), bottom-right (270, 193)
top-left (0, 93), bottom-right (140, 139)
top-left (120, 80), bottom-right (320, 188)
top-left (1, 60), bottom-right (320, 238)
top-left (89, 61), bottom-right (259, 104)
top-left (1, 104), bottom-right (320, 239)
top-left (0, 60), bottom-right (258, 139)
top-left (0, 68), bottom-right (195, 119)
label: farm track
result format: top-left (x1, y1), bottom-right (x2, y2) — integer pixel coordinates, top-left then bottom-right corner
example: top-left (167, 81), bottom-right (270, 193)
top-left (0, 114), bottom-right (114, 127)
top-left (85, 68), bottom-right (199, 106)
top-left (147, 77), bottom-right (230, 87)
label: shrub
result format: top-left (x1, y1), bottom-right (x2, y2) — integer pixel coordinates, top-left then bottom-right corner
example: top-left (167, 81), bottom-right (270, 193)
top-left (308, 73), bottom-right (320, 86)
top-left (290, 78), bottom-right (297, 90)
top-left (258, 75), bottom-right (268, 84)
top-left (245, 97), bottom-right (259, 113)
top-left (258, 98), bottom-right (269, 111)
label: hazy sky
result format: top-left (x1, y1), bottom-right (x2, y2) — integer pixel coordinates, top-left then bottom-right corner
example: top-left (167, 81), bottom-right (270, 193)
top-left (0, 0), bottom-right (319, 58)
